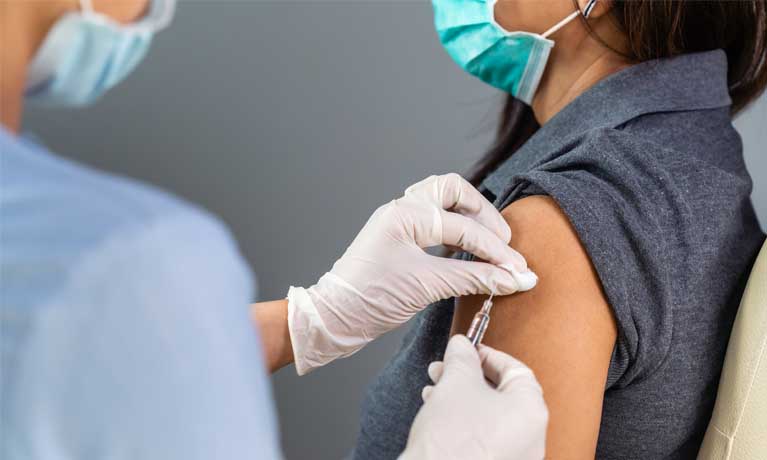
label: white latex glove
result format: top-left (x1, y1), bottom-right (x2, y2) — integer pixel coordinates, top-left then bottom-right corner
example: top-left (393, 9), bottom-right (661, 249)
top-left (287, 174), bottom-right (538, 374)
top-left (401, 335), bottom-right (548, 460)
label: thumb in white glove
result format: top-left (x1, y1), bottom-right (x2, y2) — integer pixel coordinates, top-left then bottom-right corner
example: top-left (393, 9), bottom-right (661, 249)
top-left (400, 335), bottom-right (548, 460)
top-left (288, 174), bottom-right (537, 374)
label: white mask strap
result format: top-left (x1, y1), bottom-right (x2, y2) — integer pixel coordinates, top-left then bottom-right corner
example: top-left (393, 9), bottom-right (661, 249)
top-left (79, 0), bottom-right (94, 13)
top-left (541, 0), bottom-right (598, 39)
top-left (143, 0), bottom-right (177, 31)
top-left (76, 0), bottom-right (176, 32)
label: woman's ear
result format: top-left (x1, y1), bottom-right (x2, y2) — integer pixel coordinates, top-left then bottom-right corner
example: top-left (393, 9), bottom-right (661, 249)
top-left (578, 0), bottom-right (631, 56)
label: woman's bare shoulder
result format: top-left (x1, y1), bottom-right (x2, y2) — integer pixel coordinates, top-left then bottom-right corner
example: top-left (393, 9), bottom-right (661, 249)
top-left (451, 195), bottom-right (617, 458)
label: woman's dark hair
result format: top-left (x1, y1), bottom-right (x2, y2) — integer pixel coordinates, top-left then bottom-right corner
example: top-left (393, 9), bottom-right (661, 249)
top-left (468, 0), bottom-right (767, 185)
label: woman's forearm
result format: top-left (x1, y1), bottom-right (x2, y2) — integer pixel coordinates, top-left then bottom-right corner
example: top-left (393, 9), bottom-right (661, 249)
top-left (251, 299), bottom-right (294, 373)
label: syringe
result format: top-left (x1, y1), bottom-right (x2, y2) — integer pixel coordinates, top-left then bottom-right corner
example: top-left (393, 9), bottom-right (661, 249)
top-left (466, 293), bottom-right (495, 347)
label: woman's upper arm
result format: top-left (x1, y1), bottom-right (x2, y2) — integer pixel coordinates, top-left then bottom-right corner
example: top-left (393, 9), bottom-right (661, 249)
top-left (450, 195), bottom-right (617, 458)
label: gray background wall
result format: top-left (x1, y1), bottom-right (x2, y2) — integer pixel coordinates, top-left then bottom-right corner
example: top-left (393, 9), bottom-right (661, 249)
top-left (24, 2), bottom-right (766, 459)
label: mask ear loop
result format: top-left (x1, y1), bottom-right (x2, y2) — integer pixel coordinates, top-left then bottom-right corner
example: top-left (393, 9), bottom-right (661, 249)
top-left (583, 0), bottom-right (599, 18)
top-left (140, 0), bottom-right (177, 32)
top-left (76, 0), bottom-right (131, 27)
top-left (76, 0), bottom-right (174, 32)
top-left (541, 0), bottom-right (598, 39)
top-left (79, 0), bottom-right (94, 13)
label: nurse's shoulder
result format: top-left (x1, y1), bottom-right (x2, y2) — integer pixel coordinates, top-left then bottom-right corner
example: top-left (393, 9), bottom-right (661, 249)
top-left (0, 127), bottom-right (252, 310)
top-left (1, 129), bottom-right (282, 459)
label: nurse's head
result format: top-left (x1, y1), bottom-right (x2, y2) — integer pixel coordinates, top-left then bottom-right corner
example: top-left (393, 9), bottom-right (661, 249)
top-left (458, 0), bottom-right (767, 183)
top-left (0, 0), bottom-right (175, 132)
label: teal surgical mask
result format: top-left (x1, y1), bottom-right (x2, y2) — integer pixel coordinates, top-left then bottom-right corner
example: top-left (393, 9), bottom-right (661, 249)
top-left (433, 0), bottom-right (597, 104)
top-left (25, 0), bottom-right (176, 107)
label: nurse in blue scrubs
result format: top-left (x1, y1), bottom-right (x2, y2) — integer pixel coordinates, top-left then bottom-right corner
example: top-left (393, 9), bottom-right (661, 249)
top-left (0, 1), bottom-right (548, 458)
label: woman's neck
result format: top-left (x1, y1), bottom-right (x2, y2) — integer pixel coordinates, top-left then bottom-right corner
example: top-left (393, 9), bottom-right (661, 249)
top-left (533, 47), bottom-right (631, 125)
top-left (531, 12), bottom-right (633, 126)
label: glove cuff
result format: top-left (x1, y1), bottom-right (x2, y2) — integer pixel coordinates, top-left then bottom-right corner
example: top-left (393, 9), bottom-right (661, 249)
top-left (287, 277), bottom-right (371, 375)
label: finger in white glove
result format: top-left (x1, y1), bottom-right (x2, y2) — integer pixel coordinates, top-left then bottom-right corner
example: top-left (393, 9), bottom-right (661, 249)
top-left (405, 173), bottom-right (511, 243)
top-left (420, 360), bottom-right (445, 401)
top-left (438, 209), bottom-right (527, 269)
top-left (478, 344), bottom-right (542, 393)
top-left (427, 361), bottom-right (444, 383)
top-left (288, 174), bottom-right (538, 375)
top-left (400, 335), bottom-right (548, 460)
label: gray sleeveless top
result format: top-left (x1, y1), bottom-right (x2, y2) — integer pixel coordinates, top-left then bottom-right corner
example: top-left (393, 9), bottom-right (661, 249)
top-left (352, 50), bottom-right (765, 459)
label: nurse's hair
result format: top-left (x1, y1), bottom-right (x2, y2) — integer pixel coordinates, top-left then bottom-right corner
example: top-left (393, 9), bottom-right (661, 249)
top-left (469, 0), bottom-right (767, 185)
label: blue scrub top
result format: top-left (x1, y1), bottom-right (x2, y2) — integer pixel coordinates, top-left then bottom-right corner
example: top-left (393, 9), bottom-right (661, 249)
top-left (0, 127), bottom-right (282, 459)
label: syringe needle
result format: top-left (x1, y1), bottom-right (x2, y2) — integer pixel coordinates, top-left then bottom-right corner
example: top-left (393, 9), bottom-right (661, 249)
top-left (482, 292), bottom-right (495, 313)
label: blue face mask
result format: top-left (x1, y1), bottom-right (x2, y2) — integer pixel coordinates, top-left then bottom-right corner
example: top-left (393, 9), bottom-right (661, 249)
top-left (25, 0), bottom-right (176, 107)
top-left (432, 0), bottom-right (597, 105)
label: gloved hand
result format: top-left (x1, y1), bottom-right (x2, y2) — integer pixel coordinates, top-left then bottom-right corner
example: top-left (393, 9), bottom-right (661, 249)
top-left (401, 335), bottom-right (548, 460)
top-left (287, 173), bottom-right (537, 374)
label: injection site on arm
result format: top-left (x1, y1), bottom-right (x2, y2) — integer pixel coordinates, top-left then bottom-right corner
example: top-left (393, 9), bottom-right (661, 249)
top-left (450, 195), bottom-right (617, 458)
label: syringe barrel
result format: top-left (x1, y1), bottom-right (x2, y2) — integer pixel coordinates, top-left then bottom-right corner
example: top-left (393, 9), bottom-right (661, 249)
top-left (467, 312), bottom-right (490, 347)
